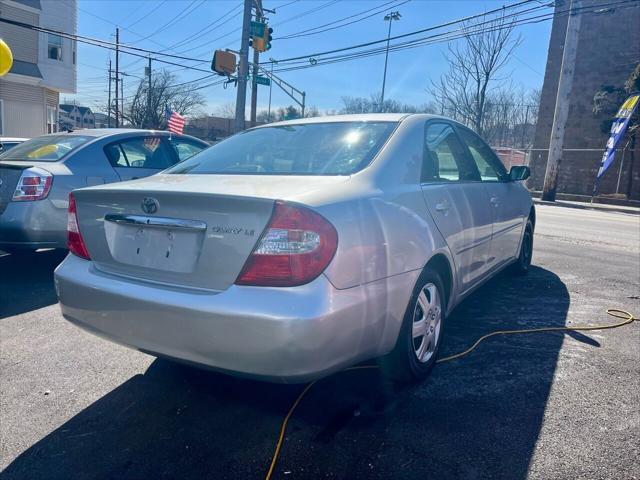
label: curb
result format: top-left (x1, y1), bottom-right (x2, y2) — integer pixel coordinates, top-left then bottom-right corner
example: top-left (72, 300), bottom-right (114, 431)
top-left (532, 199), bottom-right (640, 216)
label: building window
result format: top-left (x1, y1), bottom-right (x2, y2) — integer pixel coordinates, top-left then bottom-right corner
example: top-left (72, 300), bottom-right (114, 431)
top-left (47, 106), bottom-right (58, 134)
top-left (48, 34), bottom-right (63, 61)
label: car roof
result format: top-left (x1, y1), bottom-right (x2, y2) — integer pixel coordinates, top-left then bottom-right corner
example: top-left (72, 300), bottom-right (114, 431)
top-left (251, 113), bottom-right (449, 128)
top-left (56, 128), bottom-right (178, 138)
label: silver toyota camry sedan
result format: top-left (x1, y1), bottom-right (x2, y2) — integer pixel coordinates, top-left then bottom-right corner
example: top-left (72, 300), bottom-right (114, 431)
top-left (54, 114), bottom-right (534, 384)
top-left (0, 129), bottom-right (208, 253)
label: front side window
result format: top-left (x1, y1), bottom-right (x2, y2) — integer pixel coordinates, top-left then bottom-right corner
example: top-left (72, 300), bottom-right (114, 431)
top-left (458, 128), bottom-right (507, 181)
top-left (48, 34), bottom-right (63, 61)
top-left (0, 135), bottom-right (92, 161)
top-left (104, 137), bottom-right (175, 169)
top-left (422, 123), bottom-right (479, 183)
top-left (169, 138), bottom-right (206, 162)
top-left (166, 122), bottom-right (397, 175)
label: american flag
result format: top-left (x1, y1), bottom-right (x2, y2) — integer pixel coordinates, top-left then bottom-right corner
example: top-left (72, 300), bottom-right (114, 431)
top-left (165, 107), bottom-right (185, 134)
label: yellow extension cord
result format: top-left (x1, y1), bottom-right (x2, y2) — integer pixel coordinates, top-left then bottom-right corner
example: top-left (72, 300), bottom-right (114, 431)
top-left (264, 308), bottom-right (637, 480)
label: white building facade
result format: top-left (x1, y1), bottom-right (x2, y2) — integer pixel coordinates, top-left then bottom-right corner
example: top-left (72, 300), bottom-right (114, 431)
top-left (0, 0), bottom-right (77, 138)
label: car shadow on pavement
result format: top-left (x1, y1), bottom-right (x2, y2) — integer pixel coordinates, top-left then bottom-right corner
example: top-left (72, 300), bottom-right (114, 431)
top-left (0, 250), bottom-right (67, 320)
top-left (1, 266), bottom-right (579, 480)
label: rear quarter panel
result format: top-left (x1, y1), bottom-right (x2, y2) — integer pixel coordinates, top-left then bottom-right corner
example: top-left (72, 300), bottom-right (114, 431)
top-left (299, 116), bottom-right (453, 293)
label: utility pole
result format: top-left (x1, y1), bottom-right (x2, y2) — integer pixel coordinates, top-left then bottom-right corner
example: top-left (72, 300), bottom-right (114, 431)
top-left (146, 56), bottom-right (152, 128)
top-left (250, 0), bottom-right (263, 127)
top-left (114, 27), bottom-right (120, 128)
top-left (380, 11), bottom-right (401, 112)
top-left (107, 59), bottom-right (112, 128)
top-left (541, 0), bottom-right (581, 201)
top-left (234, 0), bottom-right (253, 133)
top-left (120, 78), bottom-right (124, 126)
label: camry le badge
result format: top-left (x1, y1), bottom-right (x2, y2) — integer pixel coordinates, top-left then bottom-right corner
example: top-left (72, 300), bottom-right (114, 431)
top-left (141, 197), bottom-right (159, 214)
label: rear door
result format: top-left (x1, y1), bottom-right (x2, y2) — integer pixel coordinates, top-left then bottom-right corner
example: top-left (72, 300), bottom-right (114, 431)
top-left (105, 136), bottom-right (177, 180)
top-left (420, 121), bottom-right (493, 293)
top-left (457, 127), bottom-right (525, 268)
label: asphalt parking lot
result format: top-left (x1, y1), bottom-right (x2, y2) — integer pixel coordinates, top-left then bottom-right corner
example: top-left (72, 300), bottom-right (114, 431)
top-left (1, 205), bottom-right (638, 480)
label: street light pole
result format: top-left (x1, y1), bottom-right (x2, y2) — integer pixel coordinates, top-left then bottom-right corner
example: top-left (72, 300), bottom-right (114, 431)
top-left (380, 11), bottom-right (400, 112)
top-left (267, 58), bottom-right (275, 122)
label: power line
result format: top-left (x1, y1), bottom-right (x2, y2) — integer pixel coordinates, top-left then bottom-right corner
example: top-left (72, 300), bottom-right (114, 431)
top-left (265, 0), bottom-right (541, 64)
top-left (0, 17), bottom-right (210, 67)
top-left (129, 0), bottom-right (206, 44)
top-left (124, 0), bottom-right (169, 29)
top-left (268, 0), bottom-right (637, 74)
top-left (276, 0), bottom-right (408, 40)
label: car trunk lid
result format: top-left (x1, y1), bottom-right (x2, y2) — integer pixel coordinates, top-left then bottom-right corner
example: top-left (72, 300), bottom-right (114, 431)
top-left (72, 174), bottom-right (348, 291)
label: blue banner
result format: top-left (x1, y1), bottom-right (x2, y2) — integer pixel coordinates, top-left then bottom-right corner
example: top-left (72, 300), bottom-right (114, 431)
top-left (593, 94), bottom-right (639, 194)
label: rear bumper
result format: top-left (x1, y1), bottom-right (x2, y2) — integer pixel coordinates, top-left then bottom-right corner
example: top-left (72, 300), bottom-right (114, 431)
top-left (54, 254), bottom-right (418, 383)
top-left (0, 200), bottom-right (67, 250)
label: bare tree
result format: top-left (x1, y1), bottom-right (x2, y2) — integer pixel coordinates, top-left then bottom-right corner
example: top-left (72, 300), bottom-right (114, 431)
top-left (215, 102), bottom-right (236, 119)
top-left (428, 12), bottom-right (523, 135)
top-left (256, 105), bottom-right (319, 123)
top-left (118, 70), bottom-right (205, 128)
top-left (340, 93), bottom-right (437, 114)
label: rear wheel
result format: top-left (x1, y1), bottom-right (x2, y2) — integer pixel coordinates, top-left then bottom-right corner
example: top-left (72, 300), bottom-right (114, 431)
top-left (511, 218), bottom-right (533, 275)
top-left (380, 268), bottom-right (445, 384)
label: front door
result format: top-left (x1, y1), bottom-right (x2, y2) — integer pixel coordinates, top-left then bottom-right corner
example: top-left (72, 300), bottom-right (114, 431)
top-left (420, 122), bottom-right (493, 293)
top-left (457, 127), bottom-right (525, 268)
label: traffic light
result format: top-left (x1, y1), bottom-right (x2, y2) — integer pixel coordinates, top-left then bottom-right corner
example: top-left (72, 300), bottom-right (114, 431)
top-left (263, 26), bottom-right (273, 51)
top-left (252, 37), bottom-right (266, 52)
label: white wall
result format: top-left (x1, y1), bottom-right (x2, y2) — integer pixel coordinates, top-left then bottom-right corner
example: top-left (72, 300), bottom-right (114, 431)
top-left (38, 0), bottom-right (77, 94)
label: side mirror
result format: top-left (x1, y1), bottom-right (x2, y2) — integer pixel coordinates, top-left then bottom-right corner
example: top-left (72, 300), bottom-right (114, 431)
top-left (509, 165), bottom-right (530, 182)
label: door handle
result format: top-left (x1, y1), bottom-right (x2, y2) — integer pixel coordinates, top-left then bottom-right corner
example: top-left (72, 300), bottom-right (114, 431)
top-left (490, 196), bottom-right (499, 207)
top-left (435, 200), bottom-right (449, 213)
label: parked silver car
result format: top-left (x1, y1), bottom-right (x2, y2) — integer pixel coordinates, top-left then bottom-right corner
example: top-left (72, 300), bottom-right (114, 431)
top-left (55, 114), bottom-right (534, 383)
top-left (0, 129), bottom-right (208, 252)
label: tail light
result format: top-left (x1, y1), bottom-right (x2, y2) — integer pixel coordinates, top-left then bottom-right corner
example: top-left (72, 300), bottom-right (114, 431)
top-left (67, 192), bottom-right (90, 260)
top-left (12, 167), bottom-right (53, 201)
top-left (235, 201), bottom-right (338, 287)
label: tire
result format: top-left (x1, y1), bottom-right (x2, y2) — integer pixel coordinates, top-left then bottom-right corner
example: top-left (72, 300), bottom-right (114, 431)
top-left (511, 218), bottom-right (534, 276)
top-left (380, 267), bottom-right (446, 384)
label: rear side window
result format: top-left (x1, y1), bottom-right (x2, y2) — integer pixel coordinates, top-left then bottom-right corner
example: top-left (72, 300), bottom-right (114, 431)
top-left (0, 135), bottom-right (92, 161)
top-left (166, 122), bottom-right (397, 175)
top-left (104, 137), bottom-right (175, 169)
top-left (169, 138), bottom-right (207, 162)
top-left (457, 128), bottom-right (507, 181)
top-left (422, 123), bottom-right (479, 183)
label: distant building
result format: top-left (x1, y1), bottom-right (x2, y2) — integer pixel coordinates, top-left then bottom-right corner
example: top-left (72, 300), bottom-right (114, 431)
top-left (0, 0), bottom-right (77, 138)
top-left (185, 116), bottom-right (265, 141)
top-left (530, 0), bottom-right (640, 200)
top-left (93, 112), bottom-right (109, 128)
top-left (59, 104), bottom-right (95, 129)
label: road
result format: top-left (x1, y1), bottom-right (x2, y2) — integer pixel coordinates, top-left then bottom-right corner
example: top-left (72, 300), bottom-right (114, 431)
top-left (1, 205), bottom-right (639, 480)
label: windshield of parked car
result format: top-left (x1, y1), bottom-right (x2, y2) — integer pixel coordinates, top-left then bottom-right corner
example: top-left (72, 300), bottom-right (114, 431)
top-left (166, 122), bottom-right (398, 175)
top-left (0, 135), bottom-right (93, 161)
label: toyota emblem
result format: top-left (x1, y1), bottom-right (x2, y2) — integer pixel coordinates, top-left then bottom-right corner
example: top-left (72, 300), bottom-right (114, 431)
top-left (141, 197), bottom-right (159, 214)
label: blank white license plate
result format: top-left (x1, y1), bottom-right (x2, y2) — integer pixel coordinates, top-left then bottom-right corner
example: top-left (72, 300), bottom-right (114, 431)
top-left (105, 223), bottom-right (203, 273)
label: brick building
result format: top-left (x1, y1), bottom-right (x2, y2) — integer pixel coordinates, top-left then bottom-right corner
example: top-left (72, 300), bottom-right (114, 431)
top-left (530, 0), bottom-right (640, 200)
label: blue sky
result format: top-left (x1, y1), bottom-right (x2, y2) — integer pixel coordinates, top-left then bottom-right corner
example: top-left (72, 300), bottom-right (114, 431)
top-left (69, 0), bottom-right (552, 115)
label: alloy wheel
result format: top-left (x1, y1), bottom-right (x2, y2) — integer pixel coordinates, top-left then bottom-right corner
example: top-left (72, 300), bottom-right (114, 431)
top-left (412, 283), bottom-right (442, 363)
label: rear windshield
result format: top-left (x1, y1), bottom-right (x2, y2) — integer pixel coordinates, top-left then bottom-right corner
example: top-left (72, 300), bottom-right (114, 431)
top-left (166, 121), bottom-right (397, 175)
top-left (0, 135), bottom-right (92, 162)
